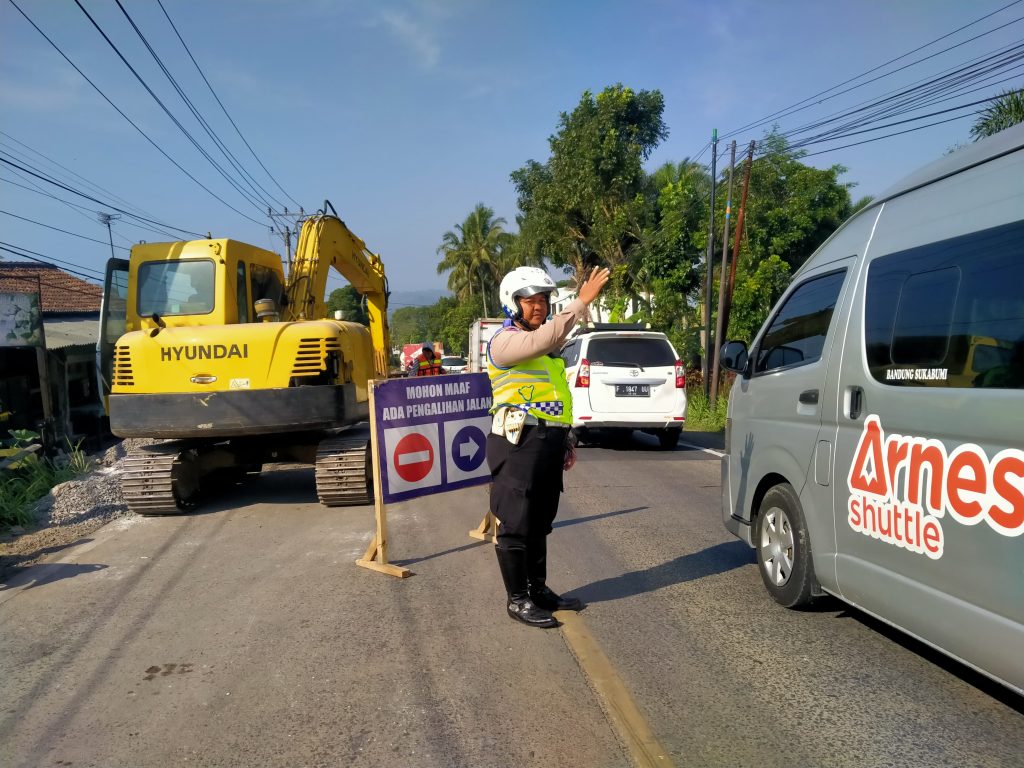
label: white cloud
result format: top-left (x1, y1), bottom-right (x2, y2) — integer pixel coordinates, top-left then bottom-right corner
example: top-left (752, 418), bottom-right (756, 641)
top-left (377, 9), bottom-right (441, 69)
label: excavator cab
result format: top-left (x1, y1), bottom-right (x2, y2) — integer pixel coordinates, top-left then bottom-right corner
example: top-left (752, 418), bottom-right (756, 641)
top-left (125, 240), bottom-right (285, 332)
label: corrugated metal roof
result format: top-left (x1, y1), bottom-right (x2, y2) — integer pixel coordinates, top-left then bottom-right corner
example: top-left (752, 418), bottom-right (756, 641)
top-left (43, 317), bottom-right (99, 349)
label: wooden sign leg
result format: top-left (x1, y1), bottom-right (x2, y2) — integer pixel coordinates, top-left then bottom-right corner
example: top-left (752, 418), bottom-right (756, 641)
top-left (469, 510), bottom-right (497, 543)
top-left (357, 382), bottom-right (410, 578)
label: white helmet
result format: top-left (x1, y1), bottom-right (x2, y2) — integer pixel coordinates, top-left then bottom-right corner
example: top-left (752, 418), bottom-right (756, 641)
top-left (499, 267), bottom-right (556, 321)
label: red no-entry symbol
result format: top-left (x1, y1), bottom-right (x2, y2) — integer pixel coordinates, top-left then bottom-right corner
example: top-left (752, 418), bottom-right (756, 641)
top-left (393, 432), bottom-right (434, 482)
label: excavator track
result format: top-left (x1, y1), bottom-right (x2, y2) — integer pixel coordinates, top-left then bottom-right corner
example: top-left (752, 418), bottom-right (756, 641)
top-left (315, 429), bottom-right (373, 506)
top-left (120, 442), bottom-right (199, 515)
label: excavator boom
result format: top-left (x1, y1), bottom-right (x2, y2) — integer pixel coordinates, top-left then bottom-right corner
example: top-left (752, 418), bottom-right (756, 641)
top-left (285, 206), bottom-right (391, 377)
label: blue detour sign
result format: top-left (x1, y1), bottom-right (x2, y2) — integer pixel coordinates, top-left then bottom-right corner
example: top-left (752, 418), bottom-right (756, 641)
top-left (373, 373), bottom-right (493, 503)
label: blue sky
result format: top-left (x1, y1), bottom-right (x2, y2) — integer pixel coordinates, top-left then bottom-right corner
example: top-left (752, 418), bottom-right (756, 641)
top-left (1, 0), bottom-right (1021, 302)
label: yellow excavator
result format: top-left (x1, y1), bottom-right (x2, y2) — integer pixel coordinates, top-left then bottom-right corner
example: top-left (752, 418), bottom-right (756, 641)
top-left (98, 202), bottom-right (390, 514)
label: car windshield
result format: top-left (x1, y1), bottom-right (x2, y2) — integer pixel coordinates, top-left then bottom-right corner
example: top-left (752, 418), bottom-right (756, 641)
top-left (442, 357), bottom-right (466, 366)
top-left (587, 337), bottom-right (675, 367)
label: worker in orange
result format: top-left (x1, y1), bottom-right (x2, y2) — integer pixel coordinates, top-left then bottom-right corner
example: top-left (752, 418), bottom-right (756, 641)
top-left (407, 344), bottom-right (446, 376)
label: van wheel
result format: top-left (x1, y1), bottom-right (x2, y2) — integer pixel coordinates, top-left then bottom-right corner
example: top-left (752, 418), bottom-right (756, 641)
top-left (755, 484), bottom-right (818, 608)
top-left (657, 428), bottom-right (681, 450)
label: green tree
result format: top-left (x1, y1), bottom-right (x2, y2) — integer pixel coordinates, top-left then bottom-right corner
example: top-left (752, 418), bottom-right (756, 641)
top-left (741, 131), bottom-right (854, 273)
top-left (325, 285), bottom-right (369, 325)
top-left (436, 203), bottom-right (512, 317)
top-left (511, 84), bottom-right (668, 297)
top-left (971, 88), bottom-right (1024, 140)
top-left (390, 305), bottom-right (433, 346)
top-left (727, 255), bottom-right (791, 343)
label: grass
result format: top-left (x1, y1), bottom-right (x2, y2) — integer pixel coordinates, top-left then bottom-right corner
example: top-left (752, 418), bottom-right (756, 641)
top-left (685, 382), bottom-right (730, 432)
top-left (1, 434), bottom-right (92, 529)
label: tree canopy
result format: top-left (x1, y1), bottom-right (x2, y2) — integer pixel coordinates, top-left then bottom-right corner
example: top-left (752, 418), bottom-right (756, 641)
top-left (511, 84), bottom-right (668, 296)
top-left (971, 88), bottom-right (1024, 140)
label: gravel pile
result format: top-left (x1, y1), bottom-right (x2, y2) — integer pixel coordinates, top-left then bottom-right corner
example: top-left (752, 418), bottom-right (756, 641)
top-left (31, 438), bottom-right (159, 528)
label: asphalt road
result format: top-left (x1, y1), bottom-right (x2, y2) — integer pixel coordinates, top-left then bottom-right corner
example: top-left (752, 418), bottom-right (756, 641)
top-left (0, 430), bottom-right (1020, 768)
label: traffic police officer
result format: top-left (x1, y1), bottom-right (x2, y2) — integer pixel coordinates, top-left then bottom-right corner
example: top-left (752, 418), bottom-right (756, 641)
top-left (486, 265), bottom-right (611, 628)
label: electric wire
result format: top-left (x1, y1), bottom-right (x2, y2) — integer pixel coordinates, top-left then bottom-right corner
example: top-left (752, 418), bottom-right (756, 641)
top-left (719, 0), bottom-right (1024, 140)
top-left (0, 157), bottom-right (204, 238)
top-left (71, 0), bottom-right (269, 220)
top-left (155, 0), bottom-right (300, 210)
top-left (0, 242), bottom-right (106, 282)
top-left (113, 0), bottom-right (284, 212)
top-left (0, 131), bottom-right (173, 228)
top-left (0, 209), bottom-right (131, 252)
top-left (6, 0), bottom-right (264, 229)
top-left (0, 173), bottom-right (183, 243)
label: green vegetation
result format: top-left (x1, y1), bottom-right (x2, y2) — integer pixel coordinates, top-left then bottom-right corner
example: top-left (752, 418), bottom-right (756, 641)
top-left (685, 384), bottom-right (730, 432)
top-left (971, 88), bottom-right (1024, 140)
top-left (0, 431), bottom-right (91, 529)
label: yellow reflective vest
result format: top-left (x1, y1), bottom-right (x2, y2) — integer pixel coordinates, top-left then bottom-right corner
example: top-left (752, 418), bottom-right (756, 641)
top-left (486, 328), bottom-right (573, 425)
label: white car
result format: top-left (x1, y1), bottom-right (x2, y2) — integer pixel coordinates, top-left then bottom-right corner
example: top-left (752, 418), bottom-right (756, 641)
top-left (441, 356), bottom-right (468, 373)
top-left (558, 325), bottom-right (687, 449)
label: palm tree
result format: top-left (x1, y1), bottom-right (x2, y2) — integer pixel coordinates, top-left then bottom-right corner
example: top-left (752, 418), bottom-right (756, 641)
top-left (971, 89), bottom-right (1024, 141)
top-left (436, 203), bottom-right (510, 316)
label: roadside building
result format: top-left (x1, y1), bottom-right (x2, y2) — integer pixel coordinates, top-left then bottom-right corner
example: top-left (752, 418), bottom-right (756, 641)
top-left (0, 262), bottom-right (105, 447)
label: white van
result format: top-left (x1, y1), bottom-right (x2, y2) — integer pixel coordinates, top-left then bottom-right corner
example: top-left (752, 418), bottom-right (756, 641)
top-left (720, 123), bottom-right (1024, 695)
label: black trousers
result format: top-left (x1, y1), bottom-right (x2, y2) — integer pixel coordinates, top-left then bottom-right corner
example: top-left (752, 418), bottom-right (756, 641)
top-left (486, 424), bottom-right (567, 547)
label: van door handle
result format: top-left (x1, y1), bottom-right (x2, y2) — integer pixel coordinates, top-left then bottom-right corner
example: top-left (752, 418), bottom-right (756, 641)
top-left (799, 389), bottom-right (819, 405)
top-left (847, 386), bottom-right (864, 419)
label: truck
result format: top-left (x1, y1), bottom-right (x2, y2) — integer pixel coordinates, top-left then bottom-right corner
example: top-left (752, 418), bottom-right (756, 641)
top-left (97, 201), bottom-right (390, 513)
top-left (467, 318), bottom-right (505, 372)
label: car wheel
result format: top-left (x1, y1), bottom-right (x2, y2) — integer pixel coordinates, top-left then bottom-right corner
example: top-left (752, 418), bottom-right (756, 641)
top-left (657, 428), bottom-right (681, 450)
top-left (755, 483), bottom-right (818, 608)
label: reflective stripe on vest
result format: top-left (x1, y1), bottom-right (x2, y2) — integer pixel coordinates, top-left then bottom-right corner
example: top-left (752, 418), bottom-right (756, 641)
top-left (416, 357), bottom-right (443, 376)
top-left (486, 328), bottom-right (572, 424)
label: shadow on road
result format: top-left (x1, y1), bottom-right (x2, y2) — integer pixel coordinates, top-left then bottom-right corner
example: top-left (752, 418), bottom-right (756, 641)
top-left (1, 562), bottom-right (108, 591)
top-left (553, 506), bottom-right (649, 529)
top-left (572, 540), bottom-right (755, 604)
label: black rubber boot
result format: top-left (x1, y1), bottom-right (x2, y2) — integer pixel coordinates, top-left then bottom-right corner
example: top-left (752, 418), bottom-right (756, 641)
top-left (527, 536), bottom-right (582, 612)
top-left (495, 546), bottom-right (558, 628)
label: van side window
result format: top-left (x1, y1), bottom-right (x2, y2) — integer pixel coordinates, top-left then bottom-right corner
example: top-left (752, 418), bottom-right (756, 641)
top-left (754, 270), bottom-right (846, 374)
top-left (865, 219), bottom-right (1024, 389)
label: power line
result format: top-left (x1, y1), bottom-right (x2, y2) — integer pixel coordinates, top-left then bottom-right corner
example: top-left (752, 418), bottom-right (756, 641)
top-left (720, 0), bottom-right (1024, 140)
top-left (154, 0), bottom-right (300, 210)
top-left (0, 156), bottom-right (204, 238)
top-left (6, 0), bottom-right (265, 229)
top-left (0, 130), bottom-right (174, 231)
top-left (0, 242), bottom-right (106, 283)
top-left (0, 172), bottom-right (181, 243)
top-left (0, 209), bottom-right (131, 252)
top-left (112, 0), bottom-right (284, 212)
top-left (71, 0), bottom-right (269, 220)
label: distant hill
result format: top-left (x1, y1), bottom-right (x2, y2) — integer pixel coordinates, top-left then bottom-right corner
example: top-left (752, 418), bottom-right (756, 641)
top-left (388, 289), bottom-right (450, 309)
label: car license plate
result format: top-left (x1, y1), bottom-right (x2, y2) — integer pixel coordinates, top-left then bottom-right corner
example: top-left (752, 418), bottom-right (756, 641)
top-left (614, 384), bottom-right (650, 397)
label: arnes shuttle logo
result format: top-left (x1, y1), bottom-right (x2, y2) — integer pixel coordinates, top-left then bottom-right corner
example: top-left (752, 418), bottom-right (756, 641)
top-left (846, 415), bottom-right (1024, 559)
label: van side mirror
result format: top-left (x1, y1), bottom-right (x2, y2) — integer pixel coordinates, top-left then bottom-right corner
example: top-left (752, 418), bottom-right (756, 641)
top-left (720, 340), bottom-right (749, 375)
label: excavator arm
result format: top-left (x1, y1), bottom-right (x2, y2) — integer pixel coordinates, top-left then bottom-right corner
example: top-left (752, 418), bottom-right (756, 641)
top-left (284, 203), bottom-right (391, 377)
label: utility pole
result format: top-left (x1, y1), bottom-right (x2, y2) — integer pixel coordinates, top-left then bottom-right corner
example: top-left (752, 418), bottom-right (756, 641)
top-left (702, 129), bottom-right (718, 398)
top-left (98, 212), bottom-right (120, 261)
top-left (720, 141), bottom-right (756, 349)
top-left (268, 207), bottom-right (305, 273)
top-left (710, 140), bottom-right (737, 403)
